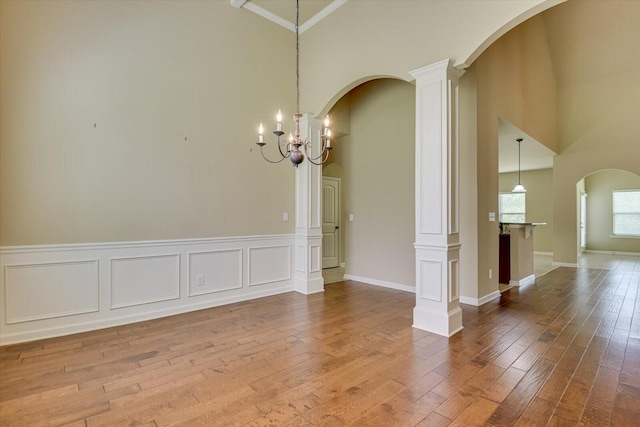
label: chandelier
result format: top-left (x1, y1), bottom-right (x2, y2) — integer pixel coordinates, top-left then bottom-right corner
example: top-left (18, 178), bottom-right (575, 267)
top-left (256, 0), bottom-right (332, 167)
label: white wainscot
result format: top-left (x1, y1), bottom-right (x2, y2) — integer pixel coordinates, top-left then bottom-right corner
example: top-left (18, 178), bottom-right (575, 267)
top-left (0, 235), bottom-right (294, 345)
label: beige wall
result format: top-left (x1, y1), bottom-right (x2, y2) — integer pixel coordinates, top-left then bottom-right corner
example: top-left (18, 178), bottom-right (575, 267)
top-left (0, 0), bottom-right (296, 245)
top-left (552, 68), bottom-right (640, 263)
top-left (584, 170), bottom-right (640, 254)
top-left (499, 169), bottom-right (554, 253)
top-left (473, 15), bottom-right (558, 298)
top-left (459, 64), bottom-right (479, 299)
top-left (326, 79), bottom-right (415, 287)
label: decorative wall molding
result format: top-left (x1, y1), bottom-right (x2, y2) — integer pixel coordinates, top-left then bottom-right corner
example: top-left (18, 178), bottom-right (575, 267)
top-left (110, 254), bottom-right (180, 309)
top-left (4, 259), bottom-right (99, 324)
top-left (188, 249), bottom-right (243, 297)
top-left (248, 245), bottom-right (291, 286)
top-left (0, 235), bottom-right (294, 345)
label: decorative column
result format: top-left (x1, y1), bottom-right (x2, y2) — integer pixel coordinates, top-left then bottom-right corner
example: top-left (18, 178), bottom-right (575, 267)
top-left (410, 59), bottom-right (464, 337)
top-left (294, 114), bottom-right (325, 294)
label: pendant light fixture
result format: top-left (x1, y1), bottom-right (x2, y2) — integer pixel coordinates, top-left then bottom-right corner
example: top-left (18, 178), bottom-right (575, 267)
top-left (255, 0), bottom-right (332, 167)
top-left (512, 138), bottom-right (527, 193)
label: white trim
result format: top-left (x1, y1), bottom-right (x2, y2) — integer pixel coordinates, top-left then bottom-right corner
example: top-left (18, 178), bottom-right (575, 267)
top-left (0, 234), bottom-right (292, 254)
top-left (230, 0), bottom-right (348, 34)
top-left (0, 235), bottom-right (295, 345)
top-left (299, 1), bottom-right (348, 34)
top-left (241, 2), bottom-right (295, 32)
top-left (609, 235), bottom-right (640, 239)
top-left (585, 249), bottom-right (640, 256)
top-left (343, 274), bottom-right (415, 294)
top-left (459, 290), bottom-right (501, 307)
top-left (553, 262), bottom-right (579, 268)
top-left (533, 251), bottom-right (553, 256)
top-left (0, 285), bottom-right (292, 346)
top-left (509, 274), bottom-right (535, 287)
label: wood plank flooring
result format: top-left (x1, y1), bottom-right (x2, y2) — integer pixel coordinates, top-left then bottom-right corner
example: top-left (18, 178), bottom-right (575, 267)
top-left (1, 266), bottom-right (639, 426)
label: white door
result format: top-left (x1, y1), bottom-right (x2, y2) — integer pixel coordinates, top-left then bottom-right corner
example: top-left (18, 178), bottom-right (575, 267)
top-left (322, 177), bottom-right (340, 269)
top-left (580, 193), bottom-right (587, 252)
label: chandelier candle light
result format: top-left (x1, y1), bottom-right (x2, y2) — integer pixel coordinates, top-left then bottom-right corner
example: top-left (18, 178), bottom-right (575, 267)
top-left (256, 0), bottom-right (332, 167)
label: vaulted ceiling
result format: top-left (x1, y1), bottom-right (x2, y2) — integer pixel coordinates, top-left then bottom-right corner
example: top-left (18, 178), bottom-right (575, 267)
top-left (230, 1), bottom-right (639, 173)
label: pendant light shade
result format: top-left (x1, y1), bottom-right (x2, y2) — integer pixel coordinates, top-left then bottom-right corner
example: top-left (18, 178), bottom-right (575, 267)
top-left (512, 183), bottom-right (527, 193)
top-left (512, 138), bottom-right (527, 193)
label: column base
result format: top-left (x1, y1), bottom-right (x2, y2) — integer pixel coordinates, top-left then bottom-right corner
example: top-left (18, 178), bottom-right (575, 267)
top-left (294, 276), bottom-right (324, 295)
top-left (413, 306), bottom-right (463, 337)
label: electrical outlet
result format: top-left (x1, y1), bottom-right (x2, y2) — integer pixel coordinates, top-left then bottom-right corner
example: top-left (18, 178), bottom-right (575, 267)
top-left (489, 269), bottom-right (493, 279)
top-left (489, 212), bottom-right (496, 222)
top-left (282, 212), bottom-right (289, 221)
top-left (196, 275), bottom-right (204, 286)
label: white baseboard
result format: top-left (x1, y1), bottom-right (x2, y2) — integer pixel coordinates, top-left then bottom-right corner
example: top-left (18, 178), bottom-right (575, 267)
top-left (339, 262), bottom-right (346, 268)
top-left (533, 251), bottom-right (553, 256)
top-left (343, 274), bottom-right (415, 293)
top-left (552, 262), bottom-right (579, 268)
top-left (0, 235), bottom-right (296, 345)
top-left (584, 250), bottom-right (640, 256)
top-left (509, 274), bottom-right (535, 287)
top-left (459, 290), bottom-right (501, 307)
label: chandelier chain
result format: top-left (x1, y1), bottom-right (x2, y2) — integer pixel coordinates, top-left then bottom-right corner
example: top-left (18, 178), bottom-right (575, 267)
top-left (295, 0), bottom-right (300, 115)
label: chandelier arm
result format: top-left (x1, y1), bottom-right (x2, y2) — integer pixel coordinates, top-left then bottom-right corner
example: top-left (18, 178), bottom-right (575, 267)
top-left (306, 149), bottom-right (331, 166)
top-left (302, 139), bottom-right (330, 162)
top-left (258, 145), bottom-right (288, 164)
top-left (276, 136), bottom-right (290, 159)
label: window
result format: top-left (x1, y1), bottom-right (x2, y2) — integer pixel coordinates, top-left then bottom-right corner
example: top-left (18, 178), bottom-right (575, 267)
top-left (613, 190), bottom-right (640, 236)
top-left (499, 193), bottom-right (526, 223)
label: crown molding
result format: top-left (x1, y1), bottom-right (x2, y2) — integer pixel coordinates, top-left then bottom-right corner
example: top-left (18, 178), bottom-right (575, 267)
top-left (230, 0), bottom-right (347, 34)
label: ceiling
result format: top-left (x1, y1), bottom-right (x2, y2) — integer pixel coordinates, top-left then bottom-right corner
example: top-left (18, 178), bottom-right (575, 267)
top-left (230, 0), bottom-right (345, 33)
top-left (498, 119), bottom-right (556, 174)
top-left (230, 1), bottom-right (638, 175)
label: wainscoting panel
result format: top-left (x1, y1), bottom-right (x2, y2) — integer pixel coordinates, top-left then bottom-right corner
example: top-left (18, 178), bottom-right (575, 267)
top-left (248, 245), bottom-right (291, 286)
top-left (0, 235), bottom-right (294, 345)
top-left (188, 249), bottom-right (243, 296)
top-left (4, 260), bottom-right (99, 324)
top-left (111, 254), bottom-right (180, 309)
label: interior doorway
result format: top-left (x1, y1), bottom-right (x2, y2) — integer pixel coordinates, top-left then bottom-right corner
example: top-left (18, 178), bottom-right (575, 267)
top-left (322, 176), bottom-right (341, 269)
top-left (580, 192), bottom-right (587, 253)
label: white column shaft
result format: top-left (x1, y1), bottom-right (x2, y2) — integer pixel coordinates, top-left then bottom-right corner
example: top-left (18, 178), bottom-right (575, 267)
top-left (294, 114), bottom-right (324, 294)
top-left (411, 59), bottom-right (464, 337)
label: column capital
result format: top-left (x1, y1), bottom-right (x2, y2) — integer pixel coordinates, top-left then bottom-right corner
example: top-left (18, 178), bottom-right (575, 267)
top-left (410, 58), bottom-right (465, 81)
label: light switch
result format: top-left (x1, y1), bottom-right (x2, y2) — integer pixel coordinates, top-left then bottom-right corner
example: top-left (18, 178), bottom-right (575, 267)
top-left (489, 212), bottom-right (496, 222)
top-left (348, 213), bottom-right (354, 222)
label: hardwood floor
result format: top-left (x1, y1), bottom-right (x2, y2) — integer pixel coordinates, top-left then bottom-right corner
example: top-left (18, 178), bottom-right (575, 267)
top-left (1, 266), bottom-right (638, 426)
